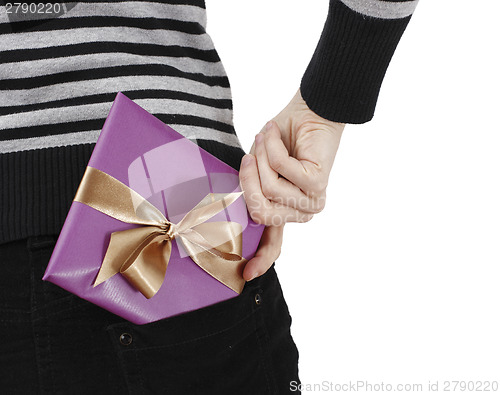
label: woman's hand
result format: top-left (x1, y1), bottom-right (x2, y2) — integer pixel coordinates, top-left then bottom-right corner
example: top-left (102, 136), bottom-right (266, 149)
top-left (240, 89), bottom-right (344, 281)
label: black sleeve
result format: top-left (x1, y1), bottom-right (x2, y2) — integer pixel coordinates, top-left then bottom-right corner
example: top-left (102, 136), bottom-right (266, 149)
top-left (300, 0), bottom-right (418, 124)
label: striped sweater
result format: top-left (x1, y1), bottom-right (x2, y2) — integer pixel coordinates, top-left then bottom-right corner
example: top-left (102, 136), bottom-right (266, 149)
top-left (0, 0), bottom-right (418, 243)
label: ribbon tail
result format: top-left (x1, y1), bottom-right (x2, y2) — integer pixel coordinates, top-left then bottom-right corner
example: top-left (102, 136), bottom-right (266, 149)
top-left (178, 222), bottom-right (247, 294)
top-left (176, 192), bottom-right (243, 233)
top-left (120, 236), bottom-right (171, 299)
top-left (94, 226), bottom-right (165, 287)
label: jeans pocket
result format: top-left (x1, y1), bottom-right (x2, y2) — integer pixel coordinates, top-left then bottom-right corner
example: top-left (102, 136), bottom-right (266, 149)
top-left (107, 286), bottom-right (278, 395)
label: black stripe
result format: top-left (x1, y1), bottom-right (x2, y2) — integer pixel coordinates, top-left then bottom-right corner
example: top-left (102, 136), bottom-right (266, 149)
top-left (0, 90), bottom-right (232, 116)
top-left (0, 118), bottom-right (105, 140)
top-left (196, 139), bottom-right (245, 171)
top-left (0, 42), bottom-right (221, 64)
top-left (0, 115), bottom-right (234, 140)
top-left (156, 114), bottom-right (235, 135)
top-left (0, 63), bottom-right (230, 90)
top-left (0, 16), bottom-right (205, 35)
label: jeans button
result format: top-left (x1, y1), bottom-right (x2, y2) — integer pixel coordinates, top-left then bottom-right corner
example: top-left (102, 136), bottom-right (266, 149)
top-left (119, 333), bottom-right (133, 346)
top-left (254, 293), bottom-right (262, 305)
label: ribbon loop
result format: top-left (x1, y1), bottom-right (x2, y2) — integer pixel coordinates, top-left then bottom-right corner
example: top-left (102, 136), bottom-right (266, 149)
top-left (75, 167), bottom-right (247, 298)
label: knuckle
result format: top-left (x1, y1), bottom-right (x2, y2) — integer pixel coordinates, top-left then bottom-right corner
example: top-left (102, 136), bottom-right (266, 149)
top-left (238, 170), bottom-right (252, 184)
top-left (245, 191), bottom-right (261, 207)
top-left (299, 213), bottom-right (314, 223)
top-left (261, 182), bottom-right (277, 200)
top-left (307, 179), bottom-right (327, 196)
top-left (239, 168), bottom-right (253, 183)
top-left (317, 178), bottom-right (329, 193)
top-left (309, 206), bottom-right (322, 215)
top-left (249, 209), bottom-right (264, 224)
top-left (250, 208), bottom-right (271, 225)
top-left (269, 156), bottom-right (284, 172)
top-left (311, 198), bottom-right (326, 213)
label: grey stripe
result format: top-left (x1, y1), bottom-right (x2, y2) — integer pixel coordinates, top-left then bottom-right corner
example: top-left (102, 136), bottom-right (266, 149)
top-left (340, 0), bottom-right (418, 19)
top-left (0, 99), bottom-right (233, 130)
top-left (0, 126), bottom-right (241, 154)
top-left (0, 2), bottom-right (205, 25)
top-left (62, 2), bottom-right (206, 25)
top-left (0, 130), bottom-right (101, 153)
top-left (0, 9), bottom-right (9, 24)
top-left (0, 76), bottom-right (231, 106)
top-left (0, 53), bottom-right (226, 79)
top-left (0, 27), bottom-right (215, 52)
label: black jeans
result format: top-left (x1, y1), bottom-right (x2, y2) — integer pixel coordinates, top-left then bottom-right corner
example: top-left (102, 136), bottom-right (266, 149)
top-left (0, 235), bottom-right (300, 394)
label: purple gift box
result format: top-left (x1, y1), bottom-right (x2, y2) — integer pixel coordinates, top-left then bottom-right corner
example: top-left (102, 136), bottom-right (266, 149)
top-left (43, 92), bottom-right (264, 325)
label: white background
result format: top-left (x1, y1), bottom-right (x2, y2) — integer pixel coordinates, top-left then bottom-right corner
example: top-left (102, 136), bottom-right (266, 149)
top-left (205, 1), bottom-right (500, 393)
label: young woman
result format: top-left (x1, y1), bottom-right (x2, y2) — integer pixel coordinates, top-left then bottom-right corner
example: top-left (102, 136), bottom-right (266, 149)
top-left (0, 1), bottom-right (417, 393)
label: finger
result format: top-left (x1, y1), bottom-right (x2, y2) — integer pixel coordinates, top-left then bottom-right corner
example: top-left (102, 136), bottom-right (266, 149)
top-left (243, 225), bottom-right (284, 281)
top-left (239, 154), bottom-right (313, 225)
top-left (255, 131), bottom-right (326, 214)
top-left (264, 122), bottom-right (326, 196)
top-left (248, 139), bottom-right (256, 156)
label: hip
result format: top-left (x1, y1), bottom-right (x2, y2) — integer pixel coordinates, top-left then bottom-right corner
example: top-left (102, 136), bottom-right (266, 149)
top-left (0, 235), bottom-right (300, 394)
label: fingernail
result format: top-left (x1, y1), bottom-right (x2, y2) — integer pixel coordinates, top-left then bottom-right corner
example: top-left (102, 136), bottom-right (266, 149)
top-left (255, 133), bottom-right (263, 144)
top-left (241, 154), bottom-right (253, 167)
top-left (248, 272), bottom-right (258, 281)
top-left (265, 121), bottom-right (273, 131)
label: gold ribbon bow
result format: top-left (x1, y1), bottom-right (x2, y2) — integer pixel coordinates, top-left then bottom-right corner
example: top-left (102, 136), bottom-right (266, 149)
top-left (74, 167), bottom-right (247, 299)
